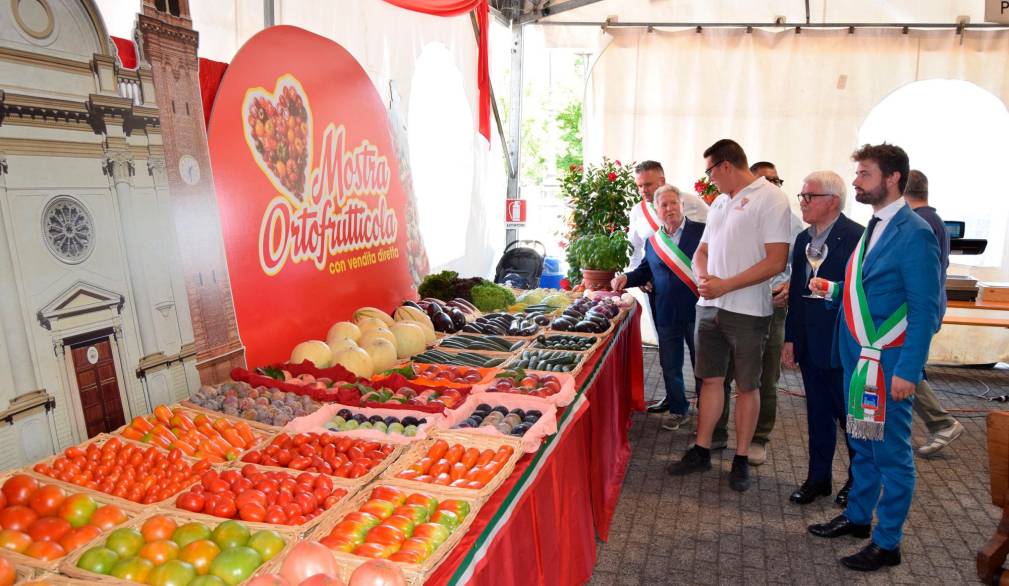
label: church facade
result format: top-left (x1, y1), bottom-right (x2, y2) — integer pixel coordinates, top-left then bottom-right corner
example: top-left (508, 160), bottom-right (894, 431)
top-left (0, 0), bottom-right (200, 467)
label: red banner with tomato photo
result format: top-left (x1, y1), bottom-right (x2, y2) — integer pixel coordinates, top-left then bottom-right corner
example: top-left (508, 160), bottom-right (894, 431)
top-left (209, 26), bottom-right (422, 368)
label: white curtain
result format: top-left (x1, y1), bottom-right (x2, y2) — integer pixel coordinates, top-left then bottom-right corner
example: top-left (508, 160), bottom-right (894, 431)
top-left (583, 26), bottom-right (1009, 363)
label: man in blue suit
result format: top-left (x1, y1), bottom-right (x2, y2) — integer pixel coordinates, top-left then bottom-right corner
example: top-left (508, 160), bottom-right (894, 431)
top-left (781, 170), bottom-right (863, 506)
top-left (613, 185), bottom-right (705, 431)
top-left (807, 144), bottom-right (941, 572)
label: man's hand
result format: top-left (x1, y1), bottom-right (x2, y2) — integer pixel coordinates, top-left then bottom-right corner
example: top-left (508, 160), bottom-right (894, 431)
top-left (809, 277), bottom-right (832, 297)
top-left (890, 375), bottom-right (916, 401)
top-left (772, 281), bottom-right (789, 308)
top-left (611, 274), bottom-right (628, 292)
top-left (698, 275), bottom-right (731, 300)
top-left (781, 342), bottom-right (797, 369)
top-left (641, 281), bottom-right (654, 293)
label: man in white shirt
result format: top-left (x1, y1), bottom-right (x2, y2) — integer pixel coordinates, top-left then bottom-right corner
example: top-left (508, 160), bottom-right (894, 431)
top-left (629, 161), bottom-right (709, 413)
top-left (712, 161), bottom-right (804, 466)
top-left (666, 139), bottom-right (791, 492)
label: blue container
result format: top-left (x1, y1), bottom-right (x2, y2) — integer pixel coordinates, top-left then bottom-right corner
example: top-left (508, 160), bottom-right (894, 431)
top-left (540, 256), bottom-right (564, 288)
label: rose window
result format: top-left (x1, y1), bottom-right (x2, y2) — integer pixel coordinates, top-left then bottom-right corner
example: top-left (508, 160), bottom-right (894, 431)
top-left (42, 196), bottom-right (94, 264)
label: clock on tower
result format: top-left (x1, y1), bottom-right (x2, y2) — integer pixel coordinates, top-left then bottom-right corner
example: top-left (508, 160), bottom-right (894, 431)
top-left (136, 0), bottom-right (246, 383)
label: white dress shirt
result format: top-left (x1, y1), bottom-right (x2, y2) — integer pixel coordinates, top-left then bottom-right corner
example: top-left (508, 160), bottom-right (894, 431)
top-left (865, 197), bottom-right (906, 256)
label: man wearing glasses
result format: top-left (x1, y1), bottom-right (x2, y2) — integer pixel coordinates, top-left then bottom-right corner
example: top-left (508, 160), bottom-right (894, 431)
top-left (781, 171), bottom-right (863, 506)
top-left (711, 161), bottom-right (803, 466)
top-left (666, 139), bottom-right (792, 492)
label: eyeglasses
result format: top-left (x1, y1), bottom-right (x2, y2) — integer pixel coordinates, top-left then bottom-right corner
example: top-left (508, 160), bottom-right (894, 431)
top-left (704, 160), bottom-right (724, 178)
top-left (767, 177), bottom-right (784, 187)
top-left (797, 192), bottom-right (834, 204)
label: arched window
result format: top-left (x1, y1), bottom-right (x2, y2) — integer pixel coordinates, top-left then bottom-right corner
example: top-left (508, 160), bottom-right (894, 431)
top-left (857, 79), bottom-right (1009, 268)
top-left (408, 43), bottom-right (474, 270)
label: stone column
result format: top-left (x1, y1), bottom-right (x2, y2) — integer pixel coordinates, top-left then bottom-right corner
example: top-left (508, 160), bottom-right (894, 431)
top-left (0, 153), bottom-right (41, 401)
top-left (105, 151), bottom-right (158, 356)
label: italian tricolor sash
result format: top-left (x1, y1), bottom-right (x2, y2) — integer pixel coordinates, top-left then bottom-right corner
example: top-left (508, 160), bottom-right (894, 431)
top-left (640, 200), bottom-right (660, 232)
top-left (840, 233), bottom-right (908, 441)
top-left (649, 230), bottom-right (698, 297)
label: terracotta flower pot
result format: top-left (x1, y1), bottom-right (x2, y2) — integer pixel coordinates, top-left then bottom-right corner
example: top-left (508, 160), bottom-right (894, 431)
top-left (581, 269), bottom-right (617, 291)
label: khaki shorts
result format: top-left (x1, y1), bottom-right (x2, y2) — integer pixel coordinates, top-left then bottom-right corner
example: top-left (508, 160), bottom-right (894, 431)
top-left (694, 306), bottom-right (772, 391)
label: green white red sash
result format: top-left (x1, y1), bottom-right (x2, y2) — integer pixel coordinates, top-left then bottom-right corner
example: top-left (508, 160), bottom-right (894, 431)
top-left (649, 229), bottom-right (698, 297)
top-left (640, 200), bottom-right (660, 232)
top-left (839, 233), bottom-right (907, 441)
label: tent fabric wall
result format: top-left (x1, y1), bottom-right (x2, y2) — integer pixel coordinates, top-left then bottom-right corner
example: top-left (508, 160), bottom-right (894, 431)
top-left (582, 25), bottom-right (1009, 363)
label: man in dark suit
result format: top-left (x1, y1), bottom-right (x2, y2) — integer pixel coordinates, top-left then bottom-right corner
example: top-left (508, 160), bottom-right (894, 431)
top-left (613, 185), bottom-right (705, 430)
top-left (781, 170), bottom-right (863, 505)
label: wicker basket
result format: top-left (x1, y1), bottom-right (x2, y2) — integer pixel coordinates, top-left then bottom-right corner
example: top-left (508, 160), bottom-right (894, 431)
top-left (15, 574), bottom-right (96, 585)
top-left (0, 470), bottom-right (142, 573)
top-left (60, 509), bottom-right (297, 585)
top-left (306, 482), bottom-right (484, 586)
top-left (24, 435), bottom-right (202, 512)
top-left (160, 464), bottom-right (359, 537)
top-left (379, 430), bottom-right (523, 499)
top-left (528, 333), bottom-right (600, 354)
top-left (231, 432), bottom-right (407, 492)
top-left (502, 349), bottom-right (586, 379)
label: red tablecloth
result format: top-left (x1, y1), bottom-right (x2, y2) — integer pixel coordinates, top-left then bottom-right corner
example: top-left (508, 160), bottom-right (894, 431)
top-left (425, 304), bottom-right (645, 585)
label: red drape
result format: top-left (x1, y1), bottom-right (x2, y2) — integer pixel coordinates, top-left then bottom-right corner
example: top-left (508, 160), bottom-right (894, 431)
top-left (111, 36), bottom-right (138, 69)
top-left (198, 57), bottom-right (229, 128)
top-left (426, 305), bottom-right (645, 584)
top-left (381, 0), bottom-right (491, 142)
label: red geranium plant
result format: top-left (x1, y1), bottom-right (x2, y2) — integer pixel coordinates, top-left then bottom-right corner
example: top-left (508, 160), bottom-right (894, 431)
top-left (694, 176), bottom-right (720, 205)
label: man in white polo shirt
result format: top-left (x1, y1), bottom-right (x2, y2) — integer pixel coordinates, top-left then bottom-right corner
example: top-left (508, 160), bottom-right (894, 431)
top-left (666, 139), bottom-right (792, 492)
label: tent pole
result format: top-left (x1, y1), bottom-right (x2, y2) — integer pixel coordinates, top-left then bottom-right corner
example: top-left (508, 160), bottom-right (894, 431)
top-left (505, 13), bottom-right (524, 246)
top-left (263, 0), bottom-right (274, 27)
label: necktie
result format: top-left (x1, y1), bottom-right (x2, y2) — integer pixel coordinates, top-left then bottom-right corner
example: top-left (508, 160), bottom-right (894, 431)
top-left (862, 216), bottom-right (881, 259)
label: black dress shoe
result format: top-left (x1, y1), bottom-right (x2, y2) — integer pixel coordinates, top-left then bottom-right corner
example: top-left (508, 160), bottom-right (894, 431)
top-left (790, 480), bottom-right (831, 504)
top-left (808, 515), bottom-right (871, 539)
top-left (840, 542), bottom-right (901, 571)
top-left (666, 446), bottom-right (711, 476)
top-left (835, 478), bottom-right (852, 507)
top-left (647, 401), bottom-right (669, 413)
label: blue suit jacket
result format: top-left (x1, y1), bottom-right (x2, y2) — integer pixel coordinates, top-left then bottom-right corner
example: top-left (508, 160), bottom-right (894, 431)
top-left (784, 214), bottom-right (864, 369)
top-left (624, 218), bottom-right (705, 327)
top-left (831, 204), bottom-right (942, 386)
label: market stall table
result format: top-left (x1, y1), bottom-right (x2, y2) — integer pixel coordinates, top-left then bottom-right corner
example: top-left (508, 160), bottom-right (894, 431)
top-left (425, 304), bottom-right (646, 585)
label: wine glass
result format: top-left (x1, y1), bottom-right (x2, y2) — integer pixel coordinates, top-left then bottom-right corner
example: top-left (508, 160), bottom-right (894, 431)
top-left (804, 242), bottom-right (828, 299)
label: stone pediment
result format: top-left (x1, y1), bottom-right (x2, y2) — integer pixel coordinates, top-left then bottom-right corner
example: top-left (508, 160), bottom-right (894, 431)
top-left (37, 281), bottom-right (124, 330)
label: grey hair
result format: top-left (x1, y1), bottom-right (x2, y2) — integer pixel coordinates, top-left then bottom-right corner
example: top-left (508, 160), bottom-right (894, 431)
top-left (802, 170), bottom-right (846, 209)
top-left (654, 184), bottom-right (682, 201)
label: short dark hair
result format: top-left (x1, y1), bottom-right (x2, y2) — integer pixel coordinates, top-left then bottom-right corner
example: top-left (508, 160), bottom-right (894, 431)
top-left (904, 169), bottom-right (928, 199)
top-left (703, 139), bottom-right (748, 170)
top-left (851, 143), bottom-right (910, 194)
top-left (750, 161), bottom-right (775, 173)
top-left (635, 160), bottom-right (664, 174)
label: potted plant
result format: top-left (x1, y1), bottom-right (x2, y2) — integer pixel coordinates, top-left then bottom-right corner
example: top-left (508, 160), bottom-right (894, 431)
top-left (559, 158), bottom-right (637, 289)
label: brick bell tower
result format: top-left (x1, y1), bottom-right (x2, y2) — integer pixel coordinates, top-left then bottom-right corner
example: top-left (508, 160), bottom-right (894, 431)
top-left (136, 0), bottom-right (246, 383)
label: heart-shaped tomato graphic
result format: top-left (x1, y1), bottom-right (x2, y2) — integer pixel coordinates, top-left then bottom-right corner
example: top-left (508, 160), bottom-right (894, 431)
top-left (242, 74), bottom-right (313, 202)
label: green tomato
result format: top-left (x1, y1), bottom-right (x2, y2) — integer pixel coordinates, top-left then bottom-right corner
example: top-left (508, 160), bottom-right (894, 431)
top-left (209, 546), bottom-right (262, 586)
top-left (105, 527), bottom-right (144, 558)
top-left (147, 559), bottom-right (196, 586)
top-left (76, 546), bottom-right (119, 574)
top-left (109, 556), bottom-right (155, 582)
top-left (247, 529), bottom-right (286, 562)
top-left (172, 522), bottom-right (213, 548)
top-left (212, 520), bottom-right (251, 549)
top-left (189, 577), bottom-right (228, 586)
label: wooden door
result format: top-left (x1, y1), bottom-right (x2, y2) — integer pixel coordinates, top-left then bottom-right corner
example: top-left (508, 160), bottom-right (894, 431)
top-left (71, 339), bottom-right (126, 438)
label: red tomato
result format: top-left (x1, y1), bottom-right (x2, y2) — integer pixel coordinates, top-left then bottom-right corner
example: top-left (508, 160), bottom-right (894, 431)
top-left (176, 491), bottom-right (205, 513)
top-left (59, 524), bottom-right (101, 553)
top-left (238, 503), bottom-right (266, 523)
top-left (212, 499), bottom-right (237, 519)
top-left (0, 506), bottom-right (38, 532)
top-left (1, 475), bottom-right (39, 507)
top-left (0, 529), bottom-right (31, 553)
top-left (24, 540), bottom-right (65, 560)
top-left (90, 504), bottom-right (128, 530)
top-left (264, 506), bottom-right (287, 524)
top-left (28, 484), bottom-right (66, 517)
top-left (27, 517), bottom-right (72, 542)
top-left (141, 515), bottom-right (177, 542)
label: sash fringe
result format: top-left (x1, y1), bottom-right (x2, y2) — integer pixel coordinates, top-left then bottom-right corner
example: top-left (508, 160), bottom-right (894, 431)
top-left (847, 415), bottom-right (885, 441)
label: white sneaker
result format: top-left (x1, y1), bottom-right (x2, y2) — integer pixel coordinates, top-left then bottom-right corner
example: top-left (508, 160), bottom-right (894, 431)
top-left (747, 443), bottom-right (767, 466)
top-left (661, 413), bottom-right (689, 431)
top-left (918, 420), bottom-right (964, 456)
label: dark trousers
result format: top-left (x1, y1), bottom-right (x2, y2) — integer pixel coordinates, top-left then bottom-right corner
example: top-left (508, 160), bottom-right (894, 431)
top-left (656, 320), bottom-right (697, 416)
top-left (798, 345), bottom-right (853, 485)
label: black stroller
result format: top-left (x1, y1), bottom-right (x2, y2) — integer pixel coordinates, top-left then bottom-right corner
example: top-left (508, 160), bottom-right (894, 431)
top-left (494, 240), bottom-right (546, 289)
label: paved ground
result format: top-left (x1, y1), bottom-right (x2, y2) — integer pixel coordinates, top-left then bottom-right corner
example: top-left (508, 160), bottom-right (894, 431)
top-left (588, 346), bottom-right (1009, 585)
